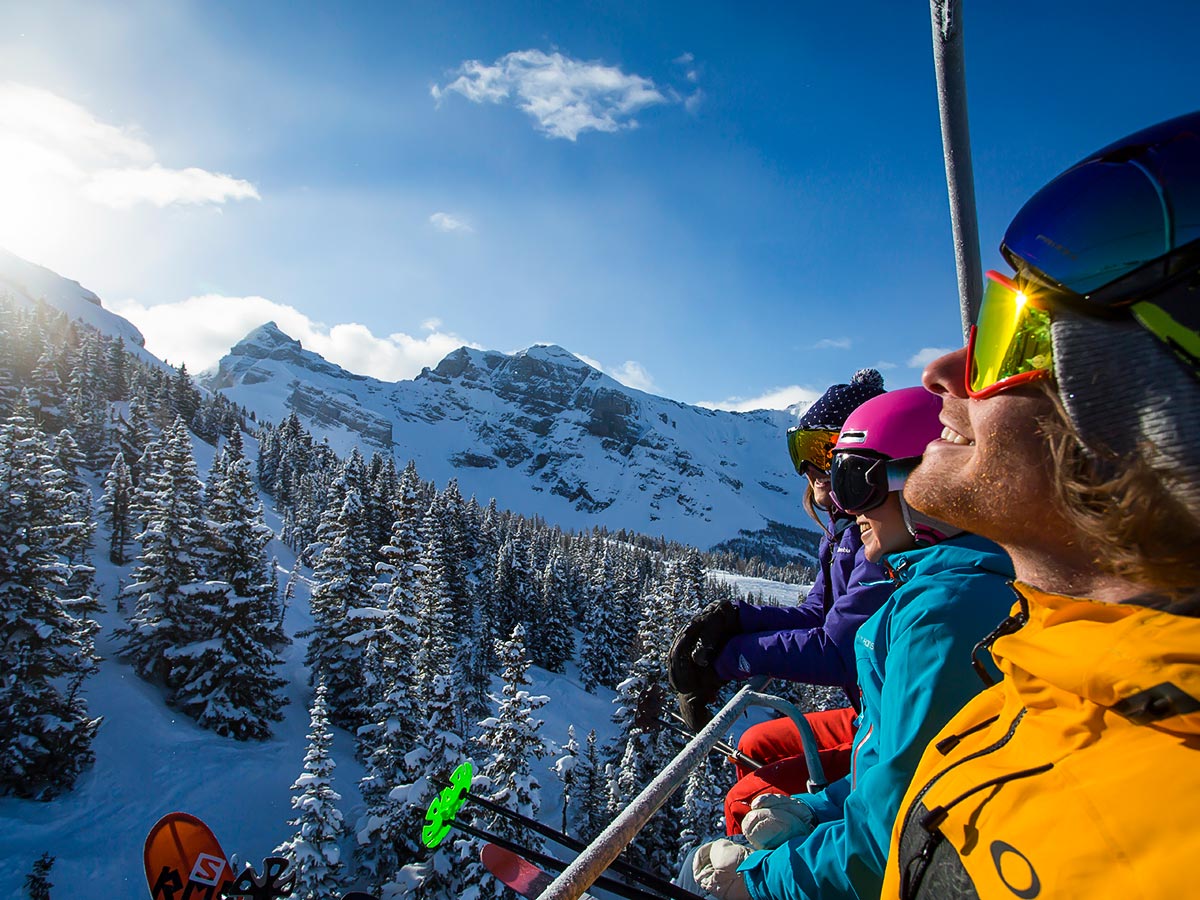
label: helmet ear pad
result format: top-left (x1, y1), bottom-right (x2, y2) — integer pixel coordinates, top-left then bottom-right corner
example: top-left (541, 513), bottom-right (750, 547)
top-left (900, 495), bottom-right (962, 546)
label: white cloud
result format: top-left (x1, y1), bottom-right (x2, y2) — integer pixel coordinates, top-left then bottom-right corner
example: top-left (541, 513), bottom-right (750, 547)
top-left (810, 337), bottom-right (852, 350)
top-left (84, 164), bottom-right (259, 209)
top-left (432, 49), bottom-right (669, 141)
top-left (422, 317), bottom-right (443, 331)
top-left (874, 360), bottom-right (899, 371)
top-left (698, 385), bottom-right (824, 413)
top-left (429, 211), bottom-right (472, 233)
top-left (0, 83), bottom-right (258, 210)
top-left (574, 352), bottom-right (658, 393)
top-left (907, 347), bottom-right (955, 368)
top-left (109, 294), bottom-right (478, 381)
top-left (610, 360), bottom-right (657, 393)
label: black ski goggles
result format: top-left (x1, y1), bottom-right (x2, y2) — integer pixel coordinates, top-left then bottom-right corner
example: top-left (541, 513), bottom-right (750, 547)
top-left (786, 427), bottom-right (839, 476)
top-left (829, 452), bottom-right (920, 515)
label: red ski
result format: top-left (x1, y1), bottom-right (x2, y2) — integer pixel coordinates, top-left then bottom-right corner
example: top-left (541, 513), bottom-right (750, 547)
top-left (144, 811), bottom-right (236, 899)
top-left (481, 842), bottom-right (569, 899)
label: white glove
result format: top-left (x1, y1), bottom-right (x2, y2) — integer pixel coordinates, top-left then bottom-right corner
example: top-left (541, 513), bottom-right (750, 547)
top-left (692, 839), bottom-right (752, 900)
top-left (742, 793), bottom-right (819, 851)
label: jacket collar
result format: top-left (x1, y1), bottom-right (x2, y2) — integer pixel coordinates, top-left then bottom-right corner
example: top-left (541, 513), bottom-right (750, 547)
top-left (993, 582), bottom-right (1200, 734)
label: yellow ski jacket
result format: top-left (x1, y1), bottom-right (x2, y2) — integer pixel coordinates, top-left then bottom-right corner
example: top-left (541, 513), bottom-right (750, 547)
top-left (882, 582), bottom-right (1200, 899)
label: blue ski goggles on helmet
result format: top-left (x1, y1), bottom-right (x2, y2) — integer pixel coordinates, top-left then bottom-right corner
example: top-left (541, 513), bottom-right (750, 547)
top-left (829, 451), bottom-right (920, 515)
top-left (985, 111), bottom-right (1200, 388)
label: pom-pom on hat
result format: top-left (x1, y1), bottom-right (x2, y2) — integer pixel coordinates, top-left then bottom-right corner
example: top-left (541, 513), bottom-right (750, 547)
top-left (797, 369), bottom-right (886, 431)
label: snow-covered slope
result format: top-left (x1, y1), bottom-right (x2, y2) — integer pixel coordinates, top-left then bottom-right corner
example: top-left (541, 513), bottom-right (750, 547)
top-left (0, 247), bottom-right (816, 551)
top-left (207, 324), bottom-right (811, 550)
top-left (0, 248), bottom-right (155, 365)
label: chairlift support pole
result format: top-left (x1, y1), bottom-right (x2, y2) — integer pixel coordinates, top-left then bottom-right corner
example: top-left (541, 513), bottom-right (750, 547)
top-left (930, 0), bottom-right (982, 337)
top-left (536, 678), bottom-right (824, 900)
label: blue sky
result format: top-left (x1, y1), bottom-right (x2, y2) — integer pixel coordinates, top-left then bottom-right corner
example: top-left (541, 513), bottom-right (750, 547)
top-left (1, 1), bottom-right (1196, 409)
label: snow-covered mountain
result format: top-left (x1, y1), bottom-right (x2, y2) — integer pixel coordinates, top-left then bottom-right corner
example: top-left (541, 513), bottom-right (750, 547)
top-left (205, 323), bottom-right (812, 550)
top-left (0, 248), bottom-right (816, 552)
top-left (0, 248), bottom-right (156, 365)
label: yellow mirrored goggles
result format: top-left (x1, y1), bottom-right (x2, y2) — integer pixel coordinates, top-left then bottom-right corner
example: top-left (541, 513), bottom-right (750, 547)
top-left (966, 270), bottom-right (1054, 398)
top-left (786, 427), bottom-right (839, 475)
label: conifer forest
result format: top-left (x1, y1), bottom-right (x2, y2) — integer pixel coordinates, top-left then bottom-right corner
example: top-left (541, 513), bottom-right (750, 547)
top-left (0, 296), bottom-right (828, 898)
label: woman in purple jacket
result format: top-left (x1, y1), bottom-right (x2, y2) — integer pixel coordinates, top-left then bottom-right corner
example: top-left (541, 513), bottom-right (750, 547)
top-left (670, 369), bottom-right (896, 833)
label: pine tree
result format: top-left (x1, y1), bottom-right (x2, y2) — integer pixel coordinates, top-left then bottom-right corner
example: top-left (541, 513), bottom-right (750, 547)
top-left (570, 729), bottom-right (607, 842)
top-left (677, 751), bottom-right (726, 862)
top-left (117, 417), bottom-right (210, 687)
top-left (275, 682), bottom-right (347, 900)
top-left (553, 725), bottom-right (581, 834)
top-left (23, 852), bottom-right (55, 900)
top-left (533, 546), bottom-right (574, 673)
top-left (167, 430), bottom-right (288, 741)
top-left (0, 399), bottom-right (101, 799)
top-left (390, 505), bottom-right (469, 899)
top-left (579, 549), bottom-right (626, 691)
top-left (354, 464), bottom-right (425, 889)
top-left (606, 580), bottom-right (680, 873)
top-left (477, 624), bottom-right (547, 850)
top-left (303, 453), bottom-right (375, 729)
top-left (51, 429), bottom-right (97, 605)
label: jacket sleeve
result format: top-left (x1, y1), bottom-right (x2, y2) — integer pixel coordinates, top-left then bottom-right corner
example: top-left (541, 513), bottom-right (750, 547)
top-left (739, 573), bottom-right (1009, 900)
top-left (714, 547), bottom-right (894, 687)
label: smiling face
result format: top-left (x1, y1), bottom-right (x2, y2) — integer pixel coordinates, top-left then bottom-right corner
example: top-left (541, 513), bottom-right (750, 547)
top-left (904, 346), bottom-right (1062, 548)
top-left (807, 464), bottom-right (833, 510)
top-left (855, 492), bottom-right (914, 563)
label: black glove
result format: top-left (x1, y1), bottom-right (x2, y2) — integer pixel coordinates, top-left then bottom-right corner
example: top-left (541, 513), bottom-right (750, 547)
top-left (668, 599), bottom-right (741, 731)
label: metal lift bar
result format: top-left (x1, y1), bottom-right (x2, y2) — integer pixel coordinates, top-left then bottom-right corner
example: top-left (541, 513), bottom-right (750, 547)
top-left (536, 678), bottom-right (826, 900)
top-left (930, 0), bottom-right (983, 338)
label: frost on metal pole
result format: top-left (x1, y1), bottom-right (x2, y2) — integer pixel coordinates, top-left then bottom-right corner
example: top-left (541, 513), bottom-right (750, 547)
top-left (930, 0), bottom-right (982, 338)
top-left (537, 678), bottom-right (825, 900)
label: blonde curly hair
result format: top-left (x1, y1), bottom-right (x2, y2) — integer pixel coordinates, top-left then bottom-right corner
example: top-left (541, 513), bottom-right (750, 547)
top-left (1040, 382), bottom-right (1200, 604)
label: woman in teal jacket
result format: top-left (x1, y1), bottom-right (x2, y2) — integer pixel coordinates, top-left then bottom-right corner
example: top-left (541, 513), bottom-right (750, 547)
top-left (691, 388), bottom-right (1016, 900)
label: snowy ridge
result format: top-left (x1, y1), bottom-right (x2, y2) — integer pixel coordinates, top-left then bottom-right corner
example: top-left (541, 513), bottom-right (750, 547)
top-left (0, 248), bottom-right (818, 553)
top-left (208, 325), bottom-right (813, 550)
top-left (0, 248), bottom-right (174, 375)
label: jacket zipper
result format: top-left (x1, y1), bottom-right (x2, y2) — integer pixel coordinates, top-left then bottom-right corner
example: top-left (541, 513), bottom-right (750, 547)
top-left (899, 708), bottom-right (1029, 900)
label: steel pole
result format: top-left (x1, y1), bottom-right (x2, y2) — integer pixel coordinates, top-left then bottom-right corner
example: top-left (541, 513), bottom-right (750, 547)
top-left (930, 0), bottom-right (982, 338)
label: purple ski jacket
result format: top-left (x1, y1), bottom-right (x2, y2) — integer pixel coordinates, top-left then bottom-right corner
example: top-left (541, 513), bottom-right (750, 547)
top-left (713, 518), bottom-right (894, 708)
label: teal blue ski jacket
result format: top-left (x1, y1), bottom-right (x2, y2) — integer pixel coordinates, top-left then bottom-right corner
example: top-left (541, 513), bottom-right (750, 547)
top-left (739, 533), bottom-right (1015, 900)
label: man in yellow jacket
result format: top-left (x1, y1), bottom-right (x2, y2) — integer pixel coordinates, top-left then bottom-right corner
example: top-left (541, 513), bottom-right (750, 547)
top-left (882, 111), bottom-right (1200, 898)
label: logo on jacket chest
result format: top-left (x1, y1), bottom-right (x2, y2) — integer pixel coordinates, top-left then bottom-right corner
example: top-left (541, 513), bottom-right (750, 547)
top-left (990, 840), bottom-right (1040, 898)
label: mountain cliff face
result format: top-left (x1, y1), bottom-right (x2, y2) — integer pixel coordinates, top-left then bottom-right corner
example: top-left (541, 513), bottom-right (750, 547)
top-left (205, 323), bottom-right (813, 551)
top-left (0, 245), bottom-right (817, 555)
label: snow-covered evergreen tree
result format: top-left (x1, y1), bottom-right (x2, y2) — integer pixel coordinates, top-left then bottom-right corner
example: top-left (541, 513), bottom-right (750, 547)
top-left (169, 429), bottom-right (288, 740)
top-left (570, 728), bottom-right (607, 842)
top-left (532, 545), bottom-right (575, 673)
top-left (476, 624), bottom-right (547, 850)
top-left (553, 725), bottom-right (580, 834)
top-left (50, 429), bottom-right (97, 606)
top-left (355, 463), bottom-right (425, 890)
top-left (101, 452), bottom-right (133, 564)
top-left (275, 682), bottom-right (347, 900)
top-left (303, 451), bottom-right (375, 728)
top-left (0, 399), bottom-right (101, 799)
top-left (677, 750), bottom-right (726, 862)
top-left (117, 417), bottom-right (210, 686)
top-left (606, 579), bottom-right (681, 873)
top-left (579, 549), bottom-right (626, 692)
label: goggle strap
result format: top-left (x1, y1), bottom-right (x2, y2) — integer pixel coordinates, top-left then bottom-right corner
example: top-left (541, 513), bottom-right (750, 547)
top-left (1132, 300), bottom-right (1200, 377)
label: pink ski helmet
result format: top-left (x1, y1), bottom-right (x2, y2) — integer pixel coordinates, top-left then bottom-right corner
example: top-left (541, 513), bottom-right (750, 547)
top-left (830, 387), bottom-right (958, 544)
top-left (833, 386), bottom-right (943, 461)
